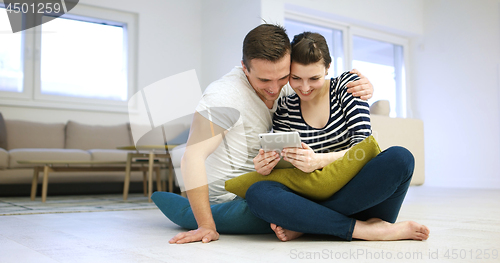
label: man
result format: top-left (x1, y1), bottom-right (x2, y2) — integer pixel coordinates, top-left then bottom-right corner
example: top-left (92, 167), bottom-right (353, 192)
top-left (153, 24), bottom-right (373, 244)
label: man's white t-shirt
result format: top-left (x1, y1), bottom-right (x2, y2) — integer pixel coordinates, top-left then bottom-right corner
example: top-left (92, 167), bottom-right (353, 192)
top-left (195, 66), bottom-right (292, 204)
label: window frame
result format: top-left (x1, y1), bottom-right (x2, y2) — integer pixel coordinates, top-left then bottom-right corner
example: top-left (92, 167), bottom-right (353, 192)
top-left (0, 3), bottom-right (137, 113)
top-left (0, 2), bottom-right (34, 100)
top-left (349, 27), bottom-right (410, 118)
top-left (286, 11), bottom-right (350, 71)
top-left (285, 10), bottom-right (412, 118)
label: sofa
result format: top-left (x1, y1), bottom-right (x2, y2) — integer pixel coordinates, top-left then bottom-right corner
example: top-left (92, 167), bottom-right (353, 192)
top-left (369, 101), bottom-right (425, 185)
top-left (169, 100), bottom-right (425, 187)
top-left (0, 117), bottom-right (132, 185)
top-left (0, 114), bottom-right (188, 188)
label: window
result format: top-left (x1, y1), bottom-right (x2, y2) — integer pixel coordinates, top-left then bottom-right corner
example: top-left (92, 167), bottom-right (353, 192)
top-left (0, 6), bottom-right (24, 93)
top-left (351, 34), bottom-right (406, 118)
top-left (285, 19), bottom-right (344, 78)
top-left (285, 15), bottom-right (409, 118)
top-left (0, 3), bottom-right (137, 112)
top-left (39, 16), bottom-right (127, 101)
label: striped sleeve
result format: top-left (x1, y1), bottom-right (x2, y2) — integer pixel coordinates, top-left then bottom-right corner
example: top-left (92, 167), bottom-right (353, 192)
top-left (335, 72), bottom-right (372, 147)
top-left (272, 96), bottom-right (292, 132)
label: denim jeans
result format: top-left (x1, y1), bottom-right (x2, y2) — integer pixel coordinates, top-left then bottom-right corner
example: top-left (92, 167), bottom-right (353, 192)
top-left (245, 146), bottom-right (415, 241)
top-left (152, 192), bottom-right (273, 234)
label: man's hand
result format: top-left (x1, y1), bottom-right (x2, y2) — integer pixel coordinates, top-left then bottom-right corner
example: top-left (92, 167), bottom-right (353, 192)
top-left (169, 226), bottom-right (220, 244)
top-left (346, 69), bottom-right (373, 100)
top-left (282, 143), bottom-right (321, 173)
top-left (253, 149), bottom-right (280, 175)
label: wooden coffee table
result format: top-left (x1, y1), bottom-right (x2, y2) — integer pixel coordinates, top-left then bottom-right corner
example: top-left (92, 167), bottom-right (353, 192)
top-left (17, 160), bottom-right (162, 203)
top-left (117, 145), bottom-right (177, 202)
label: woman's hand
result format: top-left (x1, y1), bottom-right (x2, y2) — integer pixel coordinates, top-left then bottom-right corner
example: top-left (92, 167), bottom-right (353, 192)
top-left (282, 142), bottom-right (323, 173)
top-left (253, 149), bottom-right (280, 175)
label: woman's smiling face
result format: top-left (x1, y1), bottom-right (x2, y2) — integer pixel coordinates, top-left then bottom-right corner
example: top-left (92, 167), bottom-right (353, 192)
top-left (289, 61), bottom-right (329, 102)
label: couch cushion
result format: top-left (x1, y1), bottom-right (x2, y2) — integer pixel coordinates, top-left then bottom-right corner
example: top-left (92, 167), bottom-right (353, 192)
top-left (65, 121), bottom-right (133, 150)
top-left (88, 149), bottom-right (131, 162)
top-left (5, 120), bottom-right (65, 150)
top-left (0, 113), bottom-right (7, 149)
top-left (9, 149), bottom-right (91, 168)
top-left (0, 148), bottom-right (8, 168)
top-left (371, 115), bottom-right (425, 185)
top-left (370, 100), bottom-right (390, 116)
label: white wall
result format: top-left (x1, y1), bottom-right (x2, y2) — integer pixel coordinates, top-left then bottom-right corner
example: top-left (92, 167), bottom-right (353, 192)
top-left (0, 0), bottom-right (203, 125)
top-left (412, 0), bottom-right (500, 188)
top-left (200, 0), bottom-right (262, 89)
top-left (283, 0), bottom-right (424, 36)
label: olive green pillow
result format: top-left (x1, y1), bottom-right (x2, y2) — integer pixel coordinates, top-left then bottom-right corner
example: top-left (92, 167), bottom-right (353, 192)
top-left (225, 135), bottom-right (381, 201)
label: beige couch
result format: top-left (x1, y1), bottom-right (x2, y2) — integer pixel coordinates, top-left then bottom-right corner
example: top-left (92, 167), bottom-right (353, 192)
top-left (369, 101), bottom-right (425, 185)
top-left (169, 100), bottom-right (425, 186)
top-left (0, 119), bottom-right (144, 185)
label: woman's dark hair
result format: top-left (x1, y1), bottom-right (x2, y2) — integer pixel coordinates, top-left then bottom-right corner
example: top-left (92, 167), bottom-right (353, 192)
top-left (242, 24), bottom-right (291, 71)
top-left (291, 32), bottom-right (331, 68)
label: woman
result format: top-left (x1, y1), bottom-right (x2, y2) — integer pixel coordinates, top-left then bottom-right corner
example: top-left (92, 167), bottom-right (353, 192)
top-left (247, 32), bottom-right (430, 241)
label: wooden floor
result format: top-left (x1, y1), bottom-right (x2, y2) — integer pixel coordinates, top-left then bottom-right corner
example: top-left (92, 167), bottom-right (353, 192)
top-left (0, 186), bottom-right (499, 263)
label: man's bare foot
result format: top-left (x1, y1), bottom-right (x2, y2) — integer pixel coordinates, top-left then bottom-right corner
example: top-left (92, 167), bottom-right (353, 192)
top-left (353, 218), bottom-right (430, 241)
top-left (270, 223), bottom-right (304, 241)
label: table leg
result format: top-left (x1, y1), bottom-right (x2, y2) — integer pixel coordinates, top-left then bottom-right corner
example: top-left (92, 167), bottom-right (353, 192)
top-left (30, 167), bottom-right (39, 201)
top-left (41, 166), bottom-right (52, 203)
top-left (168, 160), bottom-right (174, 193)
top-left (155, 166), bottom-right (162, 192)
top-left (123, 153), bottom-right (133, 201)
top-left (148, 152), bottom-right (154, 202)
top-left (142, 171), bottom-right (147, 196)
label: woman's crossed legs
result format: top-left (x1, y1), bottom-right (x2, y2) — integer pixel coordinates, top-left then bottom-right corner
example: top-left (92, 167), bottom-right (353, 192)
top-left (245, 146), bottom-right (430, 241)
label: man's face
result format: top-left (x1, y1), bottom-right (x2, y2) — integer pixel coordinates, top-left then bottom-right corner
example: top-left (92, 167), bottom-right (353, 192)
top-left (242, 54), bottom-right (291, 108)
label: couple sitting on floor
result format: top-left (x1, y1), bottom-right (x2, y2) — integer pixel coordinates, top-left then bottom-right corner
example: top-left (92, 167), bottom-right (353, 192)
top-left (152, 24), bottom-right (430, 244)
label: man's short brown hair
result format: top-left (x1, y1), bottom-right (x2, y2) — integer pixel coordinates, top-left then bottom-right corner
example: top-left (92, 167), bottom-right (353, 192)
top-left (242, 24), bottom-right (291, 71)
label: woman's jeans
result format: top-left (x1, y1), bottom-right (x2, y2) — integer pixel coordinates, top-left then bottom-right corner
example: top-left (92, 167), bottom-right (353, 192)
top-left (245, 146), bottom-right (415, 241)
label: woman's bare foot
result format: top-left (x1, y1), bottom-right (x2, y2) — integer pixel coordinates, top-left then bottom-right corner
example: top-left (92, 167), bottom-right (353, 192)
top-left (270, 223), bottom-right (304, 241)
top-left (353, 218), bottom-right (430, 241)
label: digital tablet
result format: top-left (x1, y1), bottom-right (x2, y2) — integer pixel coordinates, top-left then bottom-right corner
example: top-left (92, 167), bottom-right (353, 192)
top-left (258, 132), bottom-right (302, 169)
